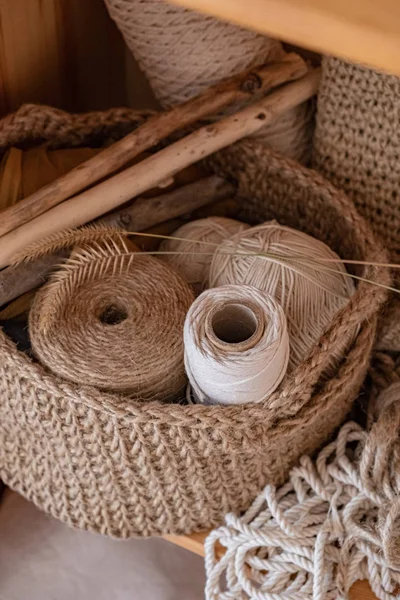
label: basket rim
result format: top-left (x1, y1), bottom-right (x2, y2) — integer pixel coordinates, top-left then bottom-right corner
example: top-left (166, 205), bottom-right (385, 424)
top-left (0, 316), bottom-right (374, 425)
top-left (0, 103), bottom-right (389, 431)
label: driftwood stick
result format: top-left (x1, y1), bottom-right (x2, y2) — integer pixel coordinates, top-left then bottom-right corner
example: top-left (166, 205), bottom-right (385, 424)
top-left (101, 174), bottom-right (235, 231)
top-left (0, 252), bottom-right (67, 307)
top-left (0, 175), bottom-right (234, 306)
top-left (0, 54), bottom-right (306, 238)
top-left (0, 69), bottom-right (320, 269)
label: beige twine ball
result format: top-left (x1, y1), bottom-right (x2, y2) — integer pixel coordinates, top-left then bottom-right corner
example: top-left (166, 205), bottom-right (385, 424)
top-left (29, 244), bottom-right (194, 401)
top-left (208, 222), bottom-right (356, 369)
top-left (160, 217), bottom-right (249, 295)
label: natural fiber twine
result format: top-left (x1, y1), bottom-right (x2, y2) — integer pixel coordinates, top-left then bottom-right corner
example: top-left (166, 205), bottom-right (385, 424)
top-left (313, 57), bottom-right (400, 351)
top-left (184, 285), bottom-right (289, 405)
top-left (0, 105), bottom-right (390, 537)
top-left (29, 241), bottom-right (194, 401)
top-left (209, 222), bottom-right (356, 369)
top-left (104, 0), bottom-right (313, 163)
top-left (160, 216), bottom-right (249, 294)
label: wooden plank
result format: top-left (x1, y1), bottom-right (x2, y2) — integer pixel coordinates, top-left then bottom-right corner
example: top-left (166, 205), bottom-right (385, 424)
top-left (56, 0), bottom-right (127, 111)
top-left (164, 532), bottom-right (379, 599)
top-left (350, 581), bottom-right (380, 600)
top-left (164, 532), bottom-right (212, 557)
top-left (169, 0), bottom-right (400, 76)
top-left (0, 0), bottom-right (127, 116)
top-left (0, 0), bottom-right (66, 113)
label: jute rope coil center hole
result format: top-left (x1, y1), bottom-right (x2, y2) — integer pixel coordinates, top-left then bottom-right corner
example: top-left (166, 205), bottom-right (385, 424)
top-left (207, 302), bottom-right (262, 351)
top-left (99, 304), bottom-right (128, 326)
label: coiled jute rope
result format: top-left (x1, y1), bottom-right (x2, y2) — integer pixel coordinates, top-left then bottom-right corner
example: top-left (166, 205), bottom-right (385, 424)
top-left (205, 382), bottom-right (400, 600)
top-left (104, 0), bottom-right (313, 163)
top-left (160, 217), bottom-right (249, 295)
top-left (29, 238), bottom-right (194, 401)
top-left (184, 284), bottom-right (289, 405)
top-left (209, 222), bottom-right (356, 369)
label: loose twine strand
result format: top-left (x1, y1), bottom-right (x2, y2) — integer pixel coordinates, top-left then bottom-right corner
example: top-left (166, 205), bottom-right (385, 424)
top-left (12, 224), bottom-right (400, 296)
top-left (205, 382), bottom-right (400, 600)
top-left (184, 285), bottom-right (289, 405)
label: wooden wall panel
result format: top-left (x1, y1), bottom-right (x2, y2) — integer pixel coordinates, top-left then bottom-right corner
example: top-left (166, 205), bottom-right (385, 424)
top-left (56, 0), bottom-right (127, 111)
top-left (0, 0), bottom-right (147, 116)
top-left (0, 0), bottom-right (66, 113)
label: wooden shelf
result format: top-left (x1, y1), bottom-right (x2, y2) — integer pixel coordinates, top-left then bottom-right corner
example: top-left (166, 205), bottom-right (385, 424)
top-left (170, 0), bottom-right (400, 75)
top-left (165, 532), bottom-right (379, 600)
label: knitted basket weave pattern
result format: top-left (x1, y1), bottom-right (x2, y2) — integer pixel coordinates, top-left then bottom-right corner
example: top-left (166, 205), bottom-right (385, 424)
top-left (0, 105), bottom-right (390, 538)
top-left (313, 57), bottom-right (400, 259)
top-left (313, 57), bottom-right (400, 351)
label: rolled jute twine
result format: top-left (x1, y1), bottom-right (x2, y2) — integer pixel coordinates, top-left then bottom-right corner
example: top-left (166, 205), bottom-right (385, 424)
top-left (160, 217), bottom-right (249, 295)
top-left (104, 0), bottom-right (313, 163)
top-left (29, 238), bottom-right (194, 401)
top-left (184, 284), bottom-right (289, 405)
top-left (209, 221), bottom-right (356, 369)
top-left (205, 382), bottom-right (400, 600)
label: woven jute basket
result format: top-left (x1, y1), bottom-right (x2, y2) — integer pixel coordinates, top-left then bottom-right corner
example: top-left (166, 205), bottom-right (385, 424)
top-left (0, 104), bottom-right (390, 537)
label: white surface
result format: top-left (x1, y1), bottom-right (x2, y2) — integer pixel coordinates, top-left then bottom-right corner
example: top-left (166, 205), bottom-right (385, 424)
top-left (0, 492), bottom-right (205, 600)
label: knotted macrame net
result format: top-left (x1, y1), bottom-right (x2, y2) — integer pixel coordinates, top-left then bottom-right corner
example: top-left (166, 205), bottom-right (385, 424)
top-left (205, 379), bottom-right (400, 600)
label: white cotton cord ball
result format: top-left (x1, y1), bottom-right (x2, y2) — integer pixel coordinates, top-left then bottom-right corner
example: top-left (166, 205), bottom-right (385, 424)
top-left (159, 217), bottom-right (249, 295)
top-left (184, 284), bottom-right (289, 405)
top-left (208, 222), bottom-right (356, 370)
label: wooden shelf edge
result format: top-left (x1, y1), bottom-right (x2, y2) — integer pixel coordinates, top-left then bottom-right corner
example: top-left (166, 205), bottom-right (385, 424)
top-left (170, 0), bottom-right (400, 76)
top-left (164, 531), bottom-right (208, 556)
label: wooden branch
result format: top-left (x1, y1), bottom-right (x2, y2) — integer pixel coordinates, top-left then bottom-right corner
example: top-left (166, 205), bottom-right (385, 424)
top-left (0, 252), bottom-right (67, 307)
top-left (0, 53), bottom-right (306, 237)
top-left (0, 68), bottom-right (320, 269)
top-left (101, 174), bottom-right (235, 231)
top-left (0, 175), bottom-right (234, 306)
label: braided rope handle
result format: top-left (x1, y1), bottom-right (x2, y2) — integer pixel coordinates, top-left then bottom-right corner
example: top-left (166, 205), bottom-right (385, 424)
top-left (0, 104), bottom-right (153, 152)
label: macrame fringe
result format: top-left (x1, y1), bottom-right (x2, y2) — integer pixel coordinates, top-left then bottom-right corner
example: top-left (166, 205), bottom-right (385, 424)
top-left (205, 382), bottom-right (400, 600)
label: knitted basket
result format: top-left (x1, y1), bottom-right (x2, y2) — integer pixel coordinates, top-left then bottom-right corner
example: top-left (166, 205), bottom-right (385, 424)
top-left (313, 57), bottom-right (400, 351)
top-left (0, 104), bottom-right (390, 538)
